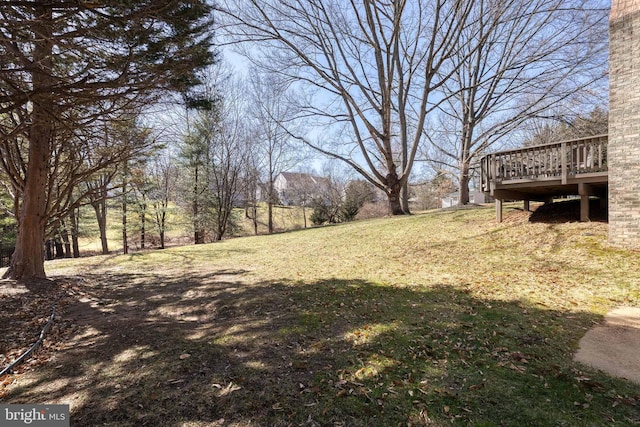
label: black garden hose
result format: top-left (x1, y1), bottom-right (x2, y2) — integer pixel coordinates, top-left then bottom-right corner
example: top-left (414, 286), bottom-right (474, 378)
top-left (0, 305), bottom-right (56, 378)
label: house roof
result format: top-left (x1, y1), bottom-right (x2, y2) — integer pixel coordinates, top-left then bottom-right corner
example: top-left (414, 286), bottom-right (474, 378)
top-left (278, 172), bottom-right (331, 188)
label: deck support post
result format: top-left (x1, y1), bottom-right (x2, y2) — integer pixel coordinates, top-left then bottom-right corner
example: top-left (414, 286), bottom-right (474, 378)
top-left (496, 198), bottom-right (503, 223)
top-left (523, 200), bottom-right (530, 212)
top-left (580, 195), bottom-right (590, 222)
top-left (579, 183), bottom-right (593, 222)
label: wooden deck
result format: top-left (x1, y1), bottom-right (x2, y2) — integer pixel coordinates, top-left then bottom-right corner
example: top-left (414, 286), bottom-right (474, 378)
top-left (480, 135), bottom-right (608, 222)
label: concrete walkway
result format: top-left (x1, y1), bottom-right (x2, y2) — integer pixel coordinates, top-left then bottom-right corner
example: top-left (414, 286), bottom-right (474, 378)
top-left (575, 306), bottom-right (640, 385)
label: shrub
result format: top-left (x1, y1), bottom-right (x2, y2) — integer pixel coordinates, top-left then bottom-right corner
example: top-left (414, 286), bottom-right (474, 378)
top-left (340, 198), bottom-right (361, 222)
top-left (310, 199), bottom-right (330, 225)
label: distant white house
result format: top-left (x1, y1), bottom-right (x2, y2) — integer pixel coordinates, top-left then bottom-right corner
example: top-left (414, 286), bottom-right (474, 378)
top-left (441, 190), bottom-right (487, 208)
top-left (273, 172), bottom-right (332, 206)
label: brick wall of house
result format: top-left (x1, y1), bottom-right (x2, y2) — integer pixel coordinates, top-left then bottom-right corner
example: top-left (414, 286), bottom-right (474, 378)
top-left (609, 0), bottom-right (640, 249)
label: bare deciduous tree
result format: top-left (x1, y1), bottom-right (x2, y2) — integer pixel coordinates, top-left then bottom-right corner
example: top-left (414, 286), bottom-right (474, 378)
top-left (148, 152), bottom-right (179, 250)
top-left (84, 119), bottom-right (153, 255)
top-left (425, 0), bottom-right (608, 205)
top-left (248, 70), bottom-right (305, 233)
top-left (217, 0), bottom-right (475, 215)
top-left (523, 107), bottom-right (608, 147)
top-left (180, 71), bottom-right (251, 242)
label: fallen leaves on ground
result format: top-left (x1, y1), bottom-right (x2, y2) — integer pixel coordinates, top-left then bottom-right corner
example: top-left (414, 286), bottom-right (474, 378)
top-left (0, 278), bottom-right (78, 398)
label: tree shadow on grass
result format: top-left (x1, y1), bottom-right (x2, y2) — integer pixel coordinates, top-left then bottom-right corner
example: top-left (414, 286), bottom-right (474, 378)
top-left (3, 272), bottom-right (640, 426)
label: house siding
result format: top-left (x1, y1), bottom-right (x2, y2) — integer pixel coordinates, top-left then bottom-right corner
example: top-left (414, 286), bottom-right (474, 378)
top-left (441, 191), bottom-right (487, 208)
top-left (609, 1), bottom-right (640, 248)
top-left (273, 172), bottom-right (331, 206)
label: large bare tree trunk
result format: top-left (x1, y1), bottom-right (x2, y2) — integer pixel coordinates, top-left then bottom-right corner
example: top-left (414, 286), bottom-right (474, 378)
top-left (401, 183), bottom-right (410, 214)
top-left (7, 135), bottom-right (50, 279)
top-left (456, 116), bottom-right (473, 206)
top-left (4, 6), bottom-right (53, 280)
top-left (458, 161), bottom-right (471, 206)
top-left (386, 173), bottom-right (405, 215)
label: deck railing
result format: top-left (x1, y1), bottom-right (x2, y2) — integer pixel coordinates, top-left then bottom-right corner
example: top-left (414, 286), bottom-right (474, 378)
top-left (481, 135), bottom-right (608, 192)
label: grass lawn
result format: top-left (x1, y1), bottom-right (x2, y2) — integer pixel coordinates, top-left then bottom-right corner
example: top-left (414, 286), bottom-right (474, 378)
top-left (2, 203), bottom-right (640, 426)
top-left (74, 202), bottom-right (312, 255)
